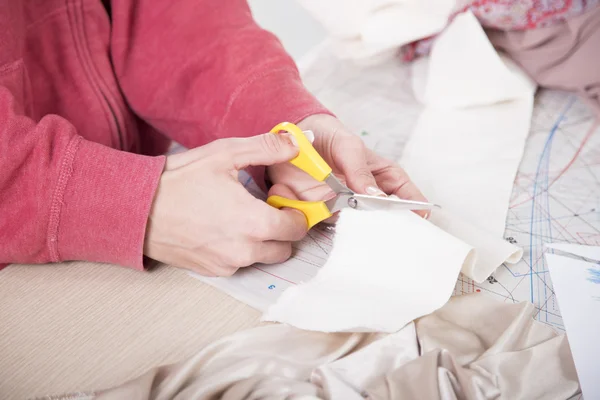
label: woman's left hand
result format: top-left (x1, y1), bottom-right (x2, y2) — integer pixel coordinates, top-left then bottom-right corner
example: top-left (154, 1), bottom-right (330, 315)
top-left (266, 114), bottom-right (428, 218)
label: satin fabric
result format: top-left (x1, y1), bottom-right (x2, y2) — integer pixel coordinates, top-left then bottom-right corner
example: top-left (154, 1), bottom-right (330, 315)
top-left (47, 294), bottom-right (577, 400)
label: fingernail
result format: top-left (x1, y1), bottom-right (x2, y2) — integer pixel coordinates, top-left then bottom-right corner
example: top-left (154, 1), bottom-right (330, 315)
top-left (303, 130), bottom-right (315, 143)
top-left (280, 132), bottom-right (299, 147)
top-left (424, 211), bottom-right (430, 220)
top-left (366, 186), bottom-right (387, 197)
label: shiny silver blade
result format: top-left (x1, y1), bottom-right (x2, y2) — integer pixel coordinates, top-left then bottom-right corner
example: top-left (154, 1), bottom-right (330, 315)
top-left (352, 194), bottom-right (440, 211)
top-left (324, 174), bottom-right (351, 195)
top-left (324, 192), bottom-right (354, 214)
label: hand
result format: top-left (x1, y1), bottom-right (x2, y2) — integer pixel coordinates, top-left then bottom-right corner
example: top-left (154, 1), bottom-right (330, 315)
top-left (267, 114), bottom-right (428, 217)
top-left (144, 134), bottom-right (307, 277)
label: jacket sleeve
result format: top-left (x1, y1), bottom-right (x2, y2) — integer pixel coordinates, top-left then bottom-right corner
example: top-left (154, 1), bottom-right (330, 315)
top-left (0, 67), bottom-right (165, 270)
top-left (109, 0), bottom-right (331, 184)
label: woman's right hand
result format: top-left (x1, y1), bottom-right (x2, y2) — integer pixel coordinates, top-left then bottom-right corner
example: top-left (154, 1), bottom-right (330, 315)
top-left (144, 133), bottom-right (308, 277)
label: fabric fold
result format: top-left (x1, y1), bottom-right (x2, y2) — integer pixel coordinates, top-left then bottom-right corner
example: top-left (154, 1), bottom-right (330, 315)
top-left (66, 294), bottom-right (579, 400)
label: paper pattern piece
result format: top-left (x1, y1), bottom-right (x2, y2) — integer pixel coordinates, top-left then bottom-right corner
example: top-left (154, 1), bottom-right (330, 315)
top-left (546, 253), bottom-right (600, 399)
top-left (546, 243), bottom-right (600, 262)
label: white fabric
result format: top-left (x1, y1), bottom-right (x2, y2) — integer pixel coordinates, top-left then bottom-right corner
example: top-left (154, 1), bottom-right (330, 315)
top-left (401, 10), bottom-right (536, 242)
top-left (264, 209), bottom-right (471, 332)
top-left (296, 0), bottom-right (456, 61)
top-left (410, 11), bottom-right (536, 108)
top-left (429, 211), bottom-right (522, 282)
top-left (263, 209), bottom-right (520, 332)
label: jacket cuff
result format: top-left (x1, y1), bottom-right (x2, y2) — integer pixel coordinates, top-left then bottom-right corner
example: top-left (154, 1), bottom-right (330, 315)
top-left (52, 137), bottom-right (165, 270)
top-left (221, 67), bottom-right (333, 190)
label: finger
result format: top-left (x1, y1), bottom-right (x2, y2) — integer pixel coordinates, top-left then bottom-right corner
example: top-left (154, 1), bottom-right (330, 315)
top-left (374, 166), bottom-right (429, 218)
top-left (267, 207), bottom-right (309, 242)
top-left (258, 195), bottom-right (308, 241)
top-left (268, 183), bottom-right (339, 229)
top-left (281, 130), bottom-right (314, 145)
top-left (165, 145), bottom-right (213, 169)
top-left (253, 241), bottom-right (294, 265)
top-left (269, 182), bottom-right (334, 202)
top-left (228, 133), bottom-right (299, 170)
top-left (332, 136), bottom-right (383, 196)
top-left (267, 183), bottom-right (300, 199)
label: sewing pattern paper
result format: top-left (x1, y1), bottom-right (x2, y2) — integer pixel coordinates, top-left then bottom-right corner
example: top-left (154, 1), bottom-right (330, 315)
top-left (546, 253), bottom-right (600, 399)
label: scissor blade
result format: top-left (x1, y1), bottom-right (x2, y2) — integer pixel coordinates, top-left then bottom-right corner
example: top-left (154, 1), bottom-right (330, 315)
top-left (324, 173), bottom-right (351, 195)
top-left (353, 194), bottom-right (440, 211)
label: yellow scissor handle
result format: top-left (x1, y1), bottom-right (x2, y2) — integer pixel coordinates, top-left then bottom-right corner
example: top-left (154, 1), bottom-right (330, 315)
top-left (266, 196), bottom-right (332, 229)
top-left (270, 122), bottom-right (332, 182)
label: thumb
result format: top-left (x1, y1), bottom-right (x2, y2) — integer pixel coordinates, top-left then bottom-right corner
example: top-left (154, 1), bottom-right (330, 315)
top-left (335, 137), bottom-right (384, 196)
top-left (230, 133), bottom-right (299, 170)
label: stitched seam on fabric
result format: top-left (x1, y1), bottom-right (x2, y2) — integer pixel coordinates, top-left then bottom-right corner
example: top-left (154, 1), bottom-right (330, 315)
top-left (217, 67), bottom-right (295, 132)
top-left (47, 136), bottom-right (82, 262)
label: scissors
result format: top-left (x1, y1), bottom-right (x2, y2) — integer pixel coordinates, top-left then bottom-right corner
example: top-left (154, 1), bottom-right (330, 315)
top-left (266, 122), bottom-right (440, 228)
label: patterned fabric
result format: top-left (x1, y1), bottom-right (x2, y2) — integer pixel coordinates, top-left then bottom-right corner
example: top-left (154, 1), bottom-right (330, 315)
top-left (403, 0), bottom-right (600, 60)
top-left (463, 0), bottom-right (599, 30)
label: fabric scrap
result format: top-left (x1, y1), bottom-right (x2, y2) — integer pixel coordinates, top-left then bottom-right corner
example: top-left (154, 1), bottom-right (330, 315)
top-left (262, 208), bottom-right (520, 333)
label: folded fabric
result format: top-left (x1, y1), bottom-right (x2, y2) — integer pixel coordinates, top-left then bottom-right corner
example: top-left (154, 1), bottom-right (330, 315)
top-left (296, 0), bottom-right (455, 62)
top-left (50, 294), bottom-right (578, 400)
top-left (410, 11), bottom-right (536, 109)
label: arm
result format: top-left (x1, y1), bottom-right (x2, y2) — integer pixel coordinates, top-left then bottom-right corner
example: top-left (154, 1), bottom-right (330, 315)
top-left (0, 65), bottom-right (165, 270)
top-left (109, 0), bottom-right (330, 147)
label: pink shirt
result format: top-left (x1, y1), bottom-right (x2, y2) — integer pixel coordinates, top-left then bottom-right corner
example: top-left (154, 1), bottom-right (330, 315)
top-left (0, 0), bottom-right (329, 271)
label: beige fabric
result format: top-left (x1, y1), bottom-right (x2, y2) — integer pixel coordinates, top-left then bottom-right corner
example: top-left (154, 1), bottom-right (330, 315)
top-left (75, 294), bottom-right (578, 400)
top-left (487, 5), bottom-right (600, 117)
top-left (0, 262), bottom-right (260, 399)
